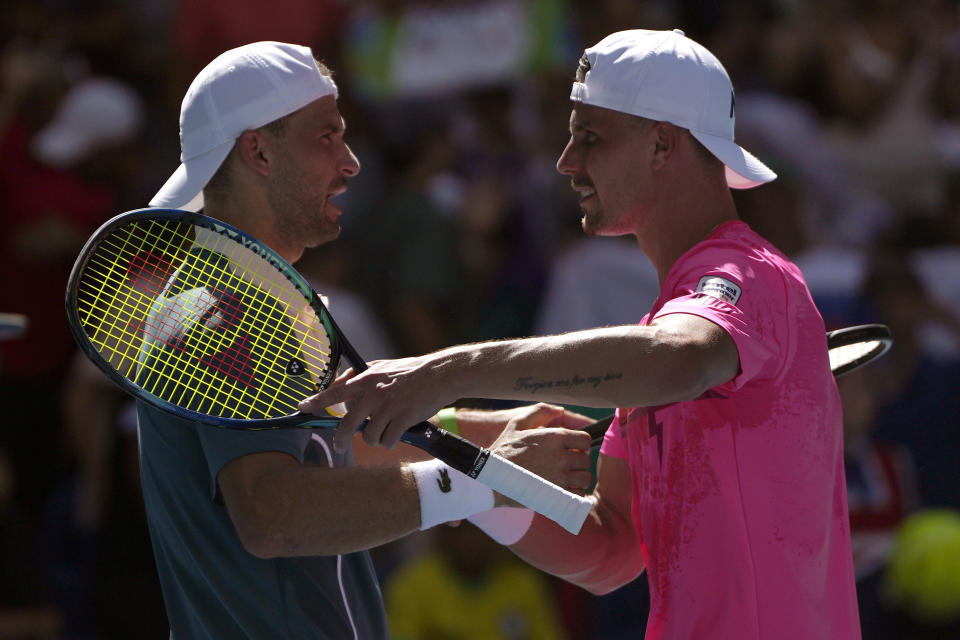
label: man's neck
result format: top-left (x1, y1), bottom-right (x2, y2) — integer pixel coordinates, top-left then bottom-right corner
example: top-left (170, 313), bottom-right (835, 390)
top-left (204, 198), bottom-right (302, 265)
top-left (637, 184), bottom-right (739, 287)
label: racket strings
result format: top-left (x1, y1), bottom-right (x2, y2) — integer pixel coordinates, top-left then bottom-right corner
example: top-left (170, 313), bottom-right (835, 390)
top-left (78, 222), bottom-right (190, 377)
top-left (75, 219), bottom-right (335, 420)
top-left (827, 339), bottom-right (882, 372)
top-left (192, 226), bottom-right (336, 385)
top-left (90, 222), bottom-right (330, 418)
top-left (179, 235), bottom-right (327, 416)
top-left (182, 248), bottom-right (334, 418)
top-left (163, 226), bottom-right (333, 417)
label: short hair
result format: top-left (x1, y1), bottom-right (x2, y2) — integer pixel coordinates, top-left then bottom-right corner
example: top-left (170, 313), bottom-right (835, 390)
top-left (203, 58), bottom-right (332, 204)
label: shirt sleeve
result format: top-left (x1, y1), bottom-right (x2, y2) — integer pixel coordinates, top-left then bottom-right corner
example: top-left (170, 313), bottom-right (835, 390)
top-left (653, 246), bottom-right (781, 390)
top-left (599, 410), bottom-right (628, 459)
top-left (198, 426), bottom-right (312, 502)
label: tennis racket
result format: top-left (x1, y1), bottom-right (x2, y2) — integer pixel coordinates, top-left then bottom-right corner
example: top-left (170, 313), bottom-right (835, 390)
top-left (65, 208), bottom-right (594, 534)
top-left (581, 323), bottom-right (893, 445)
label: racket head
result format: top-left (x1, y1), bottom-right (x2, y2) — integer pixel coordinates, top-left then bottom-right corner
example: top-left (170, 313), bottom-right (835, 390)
top-left (66, 208), bottom-right (345, 429)
top-left (826, 323), bottom-right (893, 378)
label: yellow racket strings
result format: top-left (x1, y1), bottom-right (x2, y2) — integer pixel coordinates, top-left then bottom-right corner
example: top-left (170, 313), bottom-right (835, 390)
top-left (77, 220), bottom-right (186, 376)
top-left (78, 221), bottom-right (253, 413)
top-left (76, 218), bottom-right (334, 419)
top-left (81, 219), bottom-right (332, 418)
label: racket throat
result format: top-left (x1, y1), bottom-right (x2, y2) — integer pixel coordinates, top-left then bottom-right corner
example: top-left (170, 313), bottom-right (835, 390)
top-left (401, 424), bottom-right (491, 477)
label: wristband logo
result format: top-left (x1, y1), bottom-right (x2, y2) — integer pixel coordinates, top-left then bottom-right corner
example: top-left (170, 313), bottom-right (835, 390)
top-left (436, 469), bottom-right (452, 493)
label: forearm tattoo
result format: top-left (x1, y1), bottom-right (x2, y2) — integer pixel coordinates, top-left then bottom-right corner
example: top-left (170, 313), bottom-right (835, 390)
top-left (513, 372), bottom-right (624, 394)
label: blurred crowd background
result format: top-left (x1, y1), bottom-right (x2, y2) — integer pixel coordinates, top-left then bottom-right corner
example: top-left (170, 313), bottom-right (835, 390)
top-left (2, 0), bottom-right (960, 638)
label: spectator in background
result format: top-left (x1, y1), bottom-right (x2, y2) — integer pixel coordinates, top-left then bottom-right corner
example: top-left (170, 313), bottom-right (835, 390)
top-left (814, 2), bottom-right (947, 216)
top-left (385, 523), bottom-right (568, 640)
top-left (0, 57), bottom-right (144, 522)
top-left (0, 438), bottom-right (63, 638)
top-left (7, 74), bottom-right (144, 640)
top-left (344, 121), bottom-right (465, 355)
top-left (170, 0), bottom-right (349, 73)
top-left (882, 508), bottom-right (960, 638)
top-left (535, 235), bottom-right (659, 337)
top-left (862, 250), bottom-right (960, 511)
top-left (838, 364), bottom-right (918, 639)
top-left (0, 72), bottom-right (144, 388)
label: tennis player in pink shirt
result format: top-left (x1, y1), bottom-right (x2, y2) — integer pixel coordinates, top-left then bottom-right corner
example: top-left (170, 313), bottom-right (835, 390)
top-left (301, 29), bottom-right (862, 639)
top-left (599, 219), bottom-right (859, 638)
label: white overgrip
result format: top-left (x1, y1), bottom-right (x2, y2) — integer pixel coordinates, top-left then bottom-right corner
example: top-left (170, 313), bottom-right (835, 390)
top-left (474, 453), bottom-right (595, 534)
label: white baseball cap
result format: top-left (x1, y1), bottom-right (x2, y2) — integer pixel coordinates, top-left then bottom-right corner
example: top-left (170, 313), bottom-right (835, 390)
top-left (150, 41), bottom-right (338, 211)
top-left (571, 29), bottom-right (776, 189)
top-left (32, 77), bottom-right (143, 167)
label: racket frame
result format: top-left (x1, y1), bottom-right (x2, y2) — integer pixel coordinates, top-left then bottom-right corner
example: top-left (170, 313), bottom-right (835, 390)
top-left (66, 208), bottom-right (345, 431)
top-left (826, 323), bottom-right (892, 378)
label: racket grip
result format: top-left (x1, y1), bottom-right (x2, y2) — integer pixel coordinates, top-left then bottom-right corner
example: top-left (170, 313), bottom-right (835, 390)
top-left (474, 453), bottom-right (595, 535)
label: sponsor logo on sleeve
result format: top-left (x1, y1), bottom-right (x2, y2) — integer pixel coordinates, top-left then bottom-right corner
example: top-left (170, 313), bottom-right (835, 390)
top-left (695, 276), bottom-right (742, 305)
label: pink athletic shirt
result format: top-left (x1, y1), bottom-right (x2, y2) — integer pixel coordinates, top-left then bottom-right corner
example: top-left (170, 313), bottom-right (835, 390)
top-left (601, 221), bottom-right (860, 639)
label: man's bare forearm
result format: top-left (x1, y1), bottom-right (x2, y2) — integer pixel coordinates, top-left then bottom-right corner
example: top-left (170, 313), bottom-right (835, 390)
top-left (501, 454), bottom-right (644, 594)
top-left (441, 317), bottom-right (736, 408)
top-left (220, 455), bottom-right (421, 557)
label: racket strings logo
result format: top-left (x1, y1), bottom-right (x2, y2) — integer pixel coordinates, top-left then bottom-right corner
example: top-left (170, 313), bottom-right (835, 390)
top-left (285, 358), bottom-right (307, 376)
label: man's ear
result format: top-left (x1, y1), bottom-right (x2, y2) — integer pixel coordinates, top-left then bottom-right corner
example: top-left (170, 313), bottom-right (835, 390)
top-left (651, 122), bottom-right (678, 170)
top-left (236, 130), bottom-right (272, 177)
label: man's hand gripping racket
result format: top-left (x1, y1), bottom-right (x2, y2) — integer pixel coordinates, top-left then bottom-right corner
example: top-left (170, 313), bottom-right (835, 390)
top-left (65, 208), bottom-right (594, 534)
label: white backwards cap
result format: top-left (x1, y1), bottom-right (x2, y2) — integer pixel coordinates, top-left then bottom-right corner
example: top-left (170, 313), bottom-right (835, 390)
top-left (150, 41), bottom-right (338, 211)
top-left (571, 29), bottom-right (776, 189)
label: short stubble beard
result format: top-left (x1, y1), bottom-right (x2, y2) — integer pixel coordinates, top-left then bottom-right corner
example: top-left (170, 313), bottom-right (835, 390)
top-left (267, 158), bottom-right (340, 251)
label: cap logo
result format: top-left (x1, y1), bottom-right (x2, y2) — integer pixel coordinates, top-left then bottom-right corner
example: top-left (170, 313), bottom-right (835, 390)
top-left (576, 53), bottom-right (591, 83)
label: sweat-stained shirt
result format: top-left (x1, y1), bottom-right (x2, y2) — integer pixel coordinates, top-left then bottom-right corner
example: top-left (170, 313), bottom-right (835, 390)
top-left (601, 220), bottom-right (860, 640)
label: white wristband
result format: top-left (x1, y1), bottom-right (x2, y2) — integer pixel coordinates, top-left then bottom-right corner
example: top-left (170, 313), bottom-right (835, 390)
top-left (409, 460), bottom-right (495, 530)
top-left (467, 507), bottom-right (535, 545)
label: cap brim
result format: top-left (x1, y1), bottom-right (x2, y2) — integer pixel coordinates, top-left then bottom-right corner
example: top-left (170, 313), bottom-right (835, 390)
top-left (690, 130), bottom-right (776, 189)
top-left (149, 141), bottom-right (233, 211)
